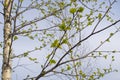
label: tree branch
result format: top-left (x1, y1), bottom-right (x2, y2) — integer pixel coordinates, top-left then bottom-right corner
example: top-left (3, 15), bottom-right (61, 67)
top-left (15, 4), bottom-right (70, 31)
top-left (12, 25), bottom-right (58, 35)
top-left (37, 19), bottom-right (120, 78)
top-left (91, 0), bottom-right (116, 33)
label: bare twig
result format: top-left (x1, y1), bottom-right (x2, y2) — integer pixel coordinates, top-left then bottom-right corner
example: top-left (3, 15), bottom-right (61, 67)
top-left (12, 0), bottom-right (36, 20)
top-left (12, 47), bottom-right (41, 59)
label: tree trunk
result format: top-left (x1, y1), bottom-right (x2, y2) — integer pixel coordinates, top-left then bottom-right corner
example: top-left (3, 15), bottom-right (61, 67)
top-left (2, 0), bottom-right (13, 80)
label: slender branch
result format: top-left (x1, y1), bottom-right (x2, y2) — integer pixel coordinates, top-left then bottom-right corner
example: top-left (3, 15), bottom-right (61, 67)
top-left (93, 19), bottom-right (120, 34)
top-left (52, 71), bottom-right (81, 77)
top-left (12, 25), bottom-right (58, 35)
top-left (39, 19), bottom-right (120, 77)
top-left (13, 0), bottom-right (22, 33)
top-left (13, 63), bottom-right (35, 73)
top-left (91, 0), bottom-right (115, 33)
top-left (12, 47), bottom-right (41, 59)
top-left (78, 0), bottom-right (104, 12)
top-left (58, 29), bottom-right (119, 66)
top-left (79, 0), bottom-right (94, 11)
top-left (12, 0), bottom-right (36, 20)
top-left (15, 4), bottom-right (70, 31)
top-left (94, 51), bottom-right (120, 53)
top-left (0, 12), bottom-right (4, 15)
top-left (37, 12), bottom-right (76, 77)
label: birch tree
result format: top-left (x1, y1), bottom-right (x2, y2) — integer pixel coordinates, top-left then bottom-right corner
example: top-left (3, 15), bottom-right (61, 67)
top-left (2, 0), bottom-right (13, 80)
top-left (0, 0), bottom-right (120, 80)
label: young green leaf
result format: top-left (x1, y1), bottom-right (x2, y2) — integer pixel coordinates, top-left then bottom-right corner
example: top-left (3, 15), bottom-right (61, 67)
top-left (62, 38), bottom-right (68, 44)
top-left (110, 33), bottom-right (114, 36)
top-left (59, 2), bottom-right (65, 8)
top-left (50, 59), bottom-right (56, 64)
top-left (61, 69), bottom-right (64, 72)
top-left (89, 75), bottom-right (94, 79)
top-left (78, 7), bottom-right (84, 13)
top-left (79, 70), bottom-right (83, 75)
top-left (112, 56), bottom-right (115, 61)
top-left (46, 54), bottom-right (51, 59)
top-left (24, 52), bottom-right (28, 57)
top-left (67, 65), bottom-right (71, 70)
top-left (71, 0), bottom-right (77, 2)
top-left (51, 39), bottom-right (59, 47)
top-left (112, 50), bottom-right (116, 53)
top-left (104, 55), bottom-right (107, 59)
top-left (20, 0), bottom-right (23, 3)
top-left (69, 8), bottom-right (76, 14)
top-left (29, 36), bottom-right (34, 40)
top-left (98, 13), bottom-right (102, 19)
top-left (59, 23), bottom-right (71, 31)
top-left (29, 57), bottom-right (37, 61)
top-left (82, 73), bottom-right (86, 78)
top-left (99, 52), bottom-right (102, 55)
top-left (106, 38), bottom-right (110, 42)
top-left (66, 27), bottom-right (71, 30)
top-left (13, 36), bottom-right (18, 41)
top-left (59, 22), bottom-right (66, 31)
top-left (87, 21), bottom-right (92, 26)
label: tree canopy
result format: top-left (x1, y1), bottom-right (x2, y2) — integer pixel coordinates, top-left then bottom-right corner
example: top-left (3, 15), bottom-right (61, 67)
top-left (0, 0), bottom-right (120, 80)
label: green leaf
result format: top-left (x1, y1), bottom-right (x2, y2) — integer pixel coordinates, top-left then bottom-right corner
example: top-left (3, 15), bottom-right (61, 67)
top-left (103, 69), bottom-right (107, 72)
top-left (82, 73), bottom-right (86, 78)
top-left (110, 33), bottom-right (114, 36)
top-left (24, 52), bottom-right (28, 57)
top-left (93, 72), bottom-right (96, 75)
top-left (20, 0), bottom-right (23, 3)
top-left (46, 34), bottom-right (53, 37)
top-left (34, 34), bottom-right (38, 37)
top-left (87, 21), bottom-right (92, 26)
top-left (71, 0), bottom-right (77, 2)
top-left (61, 69), bottom-right (64, 72)
top-left (112, 56), bottom-right (114, 58)
top-left (106, 38), bottom-right (110, 42)
top-left (104, 55), bottom-right (107, 59)
top-left (99, 52), bottom-right (102, 55)
top-left (79, 70), bottom-right (83, 75)
top-left (62, 38), bottom-right (68, 44)
top-left (66, 27), bottom-right (71, 30)
top-left (67, 65), bottom-right (71, 70)
top-left (29, 36), bottom-right (34, 40)
top-left (13, 36), bottom-right (18, 41)
top-left (59, 2), bottom-right (65, 8)
top-left (78, 7), bottom-right (84, 13)
top-left (89, 75), bottom-right (94, 79)
top-left (50, 59), bottom-right (56, 64)
top-left (59, 22), bottom-right (66, 31)
top-left (98, 13), bottom-right (102, 19)
top-left (51, 39), bottom-right (59, 47)
top-left (100, 73), bottom-right (104, 77)
top-left (46, 54), bottom-right (51, 59)
top-left (29, 57), bottom-right (37, 61)
top-left (69, 8), bottom-right (76, 14)
top-left (112, 50), bottom-right (116, 53)
top-left (112, 56), bottom-right (115, 61)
